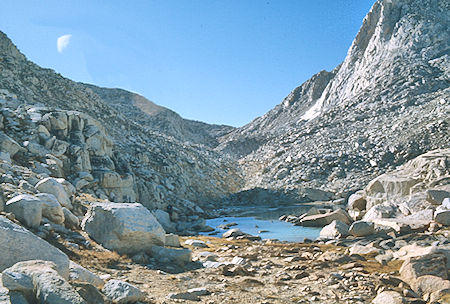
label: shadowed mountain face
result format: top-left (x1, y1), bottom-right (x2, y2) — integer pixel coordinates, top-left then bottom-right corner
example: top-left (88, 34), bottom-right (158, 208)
top-left (216, 0), bottom-right (450, 195)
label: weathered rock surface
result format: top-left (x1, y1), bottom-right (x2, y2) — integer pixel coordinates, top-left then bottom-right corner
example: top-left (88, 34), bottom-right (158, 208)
top-left (35, 177), bottom-right (73, 209)
top-left (81, 202), bottom-right (165, 254)
top-left (2, 260), bottom-right (85, 304)
top-left (0, 216), bottom-right (69, 277)
top-left (299, 209), bottom-right (352, 227)
top-left (68, 261), bottom-right (104, 288)
top-left (348, 221), bottom-right (374, 237)
top-left (319, 220), bottom-right (349, 239)
top-left (4, 194), bottom-right (42, 228)
top-left (102, 280), bottom-right (145, 304)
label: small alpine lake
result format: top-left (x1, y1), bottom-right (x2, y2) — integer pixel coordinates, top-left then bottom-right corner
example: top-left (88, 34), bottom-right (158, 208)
top-left (201, 204), bottom-right (323, 242)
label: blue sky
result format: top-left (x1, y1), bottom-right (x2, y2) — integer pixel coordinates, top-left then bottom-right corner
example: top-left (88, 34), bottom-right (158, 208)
top-left (1, 0), bottom-right (375, 127)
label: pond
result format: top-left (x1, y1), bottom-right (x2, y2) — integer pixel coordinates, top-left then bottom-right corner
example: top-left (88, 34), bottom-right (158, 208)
top-left (201, 204), bottom-right (323, 242)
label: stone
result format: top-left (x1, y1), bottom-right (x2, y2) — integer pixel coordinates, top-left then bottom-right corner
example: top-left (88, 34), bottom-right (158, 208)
top-left (150, 246), bottom-right (192, 267)
top-left (168, 287), bottom-right (210, 301)
top-left (363, 203), bottom-right (399, 222)
top-left (63, 207), bottom-right (80, 229)
top-left (399, 253), bottom-right (448, 285)
top-left (0, 216), bottom-right (70, 278)
top-left (184, 239), bottom-right (208, 248)
top-left (3, 260), bottom-right (85, 304)
top-left (102, 279), bottom-right (145, 304)
top-left (411, 275), bottom-right (450, 296)
top-left (35, 193), bottom-right (64, 224)
top-left (4, 194), bottom-right (42, 228)
top-left (371, 291), bottom-right (405, 304)
top-left (222, 228), bottom-right (246, 238)
top-left (365, 174), bottom-right (420, 210)
top-left (69, 261), bottom-right (104, 288)
top-left (299, 208), bottom-right (352, 227)
top-left (72, 282), bottom-right (105, 304)
top-left (426, 189), bottom-right (450, 205)
top-left (349, 245), bottom-right (382, 256)
top-left (348, 221), bottom-right (374, 237)
top-left (348, 192), bottom-right (366, 211)
top-left (165, 233), bottom-right (181, 247)
top-left (81, 202), bottom-right (165, 254)
top-left (434, 208), bottom-right (450, 226)
top-left (152, 209), bottom-right (176, 233)
top-left (0, 132), bottom-right (21, 157)
top-left (319, 220), bottom-right (349, 239)
top-left (35, 177), bottom-right (72, 209)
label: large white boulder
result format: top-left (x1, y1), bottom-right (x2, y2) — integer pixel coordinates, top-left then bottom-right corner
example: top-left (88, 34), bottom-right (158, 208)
top-left (0, 216), bottom-right (69, 278)
top-left (35, 177), bottom-right (72, 209)
top-left (81, 202), bottom-right (165, 254)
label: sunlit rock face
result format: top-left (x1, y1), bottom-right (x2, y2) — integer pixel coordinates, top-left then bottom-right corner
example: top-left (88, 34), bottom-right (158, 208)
top-left (217, 0), bottom-right (450, 195)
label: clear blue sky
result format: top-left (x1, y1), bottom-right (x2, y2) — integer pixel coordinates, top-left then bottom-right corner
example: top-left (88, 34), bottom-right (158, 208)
top-left (1, 0), bottom-right (375, 127)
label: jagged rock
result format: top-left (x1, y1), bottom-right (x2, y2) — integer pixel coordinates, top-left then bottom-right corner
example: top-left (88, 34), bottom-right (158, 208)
top-left (150, 246), bottom-right (192, 267)
top-left (81, 202), bottom-right (165, 254)
top-left (299, 208), bottom-right (352, 227)
top-left (222, 228), bottom-right (246, 238)
top-left (68, 261), bottom-right (104, 288)
top-left (102, 280), bottom-right (145, 304)
top-left (0, 216), bottom-right (70, 278)
top-left (319, 220), bottom-right (349, 239)
top-left (348, 221), bottom-right (374, 237)
top-left (2, 260), bottom-right (85, 304)
top-left (35, 193), bottom-right (64, 224)
top-left (4, 194), bottom-right (42, 228)
top-left (35, 177), bottom-right (73, 209)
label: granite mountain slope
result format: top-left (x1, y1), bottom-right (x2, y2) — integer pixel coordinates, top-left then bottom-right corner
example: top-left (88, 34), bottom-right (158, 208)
top-left (217, 0), bottom-right (450, 196)
top-left (84, 85), bottom-right (234, 148)
top-left (0, 31), bottom-right (243, 229)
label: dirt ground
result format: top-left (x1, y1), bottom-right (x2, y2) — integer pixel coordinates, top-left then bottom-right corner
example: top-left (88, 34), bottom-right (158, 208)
top-left (63, 235), bottom-right (405, 304)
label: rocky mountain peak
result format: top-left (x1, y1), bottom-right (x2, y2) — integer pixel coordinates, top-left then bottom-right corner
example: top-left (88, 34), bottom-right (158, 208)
top-left (0, 31), bottom-right (25, 61)
top-left (302, 0), bottom-right (449, 120)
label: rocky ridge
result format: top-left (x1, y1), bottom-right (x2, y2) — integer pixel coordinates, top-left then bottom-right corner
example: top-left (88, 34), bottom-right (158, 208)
top-left (217, 0), bottom-right (450, 197)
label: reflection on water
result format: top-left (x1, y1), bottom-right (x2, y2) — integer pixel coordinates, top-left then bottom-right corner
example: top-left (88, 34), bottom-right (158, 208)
top-left (202, 213), bottom-right (321, 243)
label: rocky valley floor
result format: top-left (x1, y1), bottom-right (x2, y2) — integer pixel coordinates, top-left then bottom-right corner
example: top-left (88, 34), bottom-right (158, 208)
top-left (32, 231), bottom-right (450, 304)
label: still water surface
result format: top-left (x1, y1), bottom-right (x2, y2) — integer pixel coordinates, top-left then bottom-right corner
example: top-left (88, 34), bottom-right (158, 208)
top-left (201, 205), bottom-right (322, 242)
